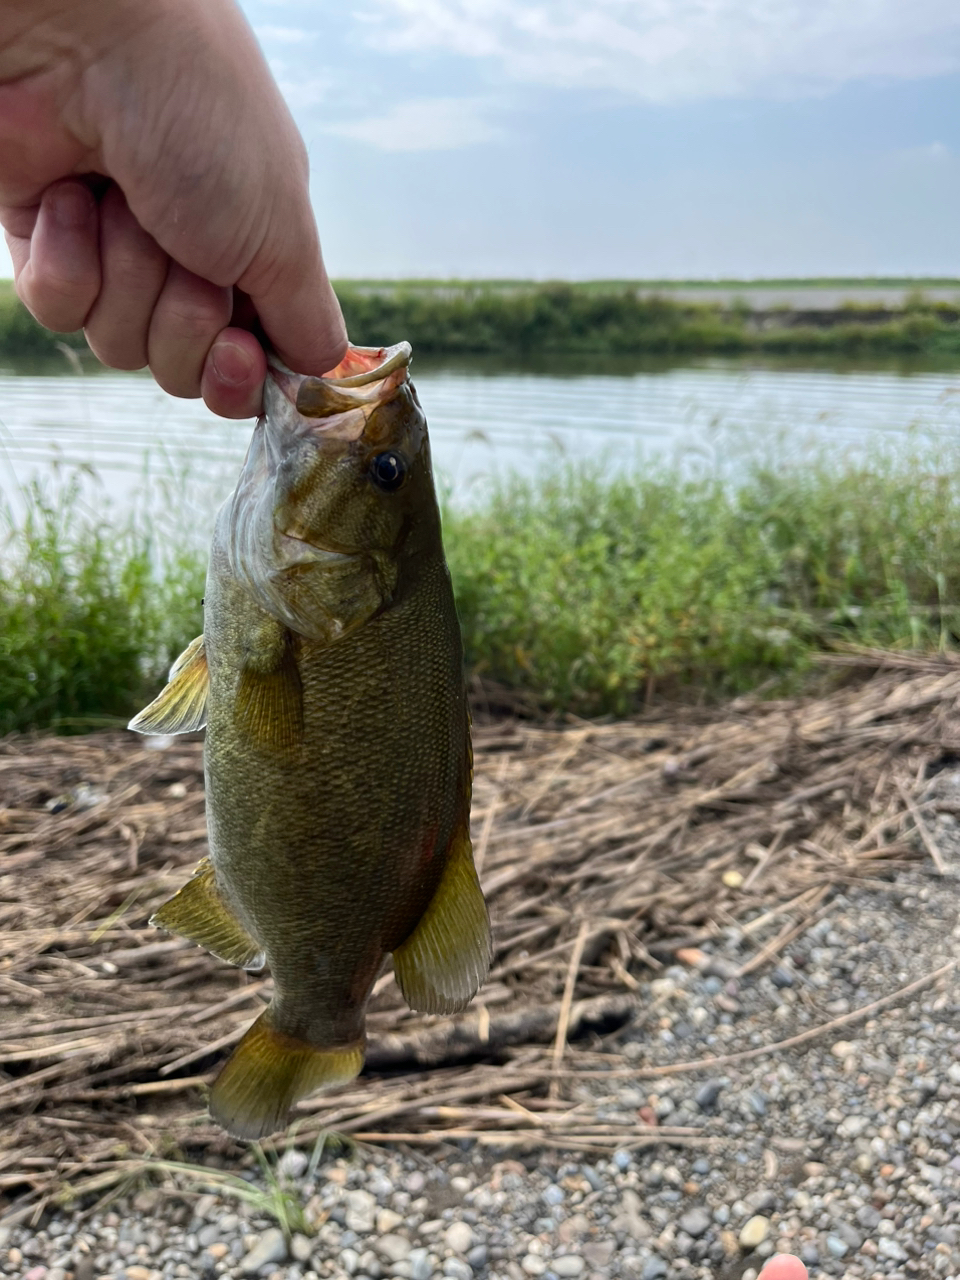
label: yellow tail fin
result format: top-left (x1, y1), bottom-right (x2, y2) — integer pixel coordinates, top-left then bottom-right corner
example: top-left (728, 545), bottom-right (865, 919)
top-left (210, 1011), bottom-right (363, 1140)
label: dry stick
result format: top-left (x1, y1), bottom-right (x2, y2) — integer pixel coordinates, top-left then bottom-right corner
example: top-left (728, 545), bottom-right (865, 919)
top-left (626, 958), bottom-right (957, 1079)
top-left (474, 754), bottom-right (510, 877)
top-left (549, 920), bottom-right (590, 1099)
top-left (735, 885), bottom-right (831, 978)
top-left (895, 778), bottom-right (949, 875)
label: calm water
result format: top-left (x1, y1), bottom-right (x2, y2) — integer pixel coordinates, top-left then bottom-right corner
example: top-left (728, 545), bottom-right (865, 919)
top-left (1, 360), bottom-right (959, 527)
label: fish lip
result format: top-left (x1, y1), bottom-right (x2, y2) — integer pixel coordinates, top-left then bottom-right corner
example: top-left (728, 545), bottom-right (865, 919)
top-left (262, 342), bottom-right (412, 435)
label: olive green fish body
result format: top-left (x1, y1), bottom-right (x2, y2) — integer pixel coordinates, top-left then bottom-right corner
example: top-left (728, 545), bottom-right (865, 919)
top-left (130, 343), bottom-right (490, 1139)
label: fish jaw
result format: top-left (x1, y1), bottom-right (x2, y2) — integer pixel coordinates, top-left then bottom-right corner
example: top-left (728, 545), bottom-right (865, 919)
top-left (263, 341), bottom-right (414, 442)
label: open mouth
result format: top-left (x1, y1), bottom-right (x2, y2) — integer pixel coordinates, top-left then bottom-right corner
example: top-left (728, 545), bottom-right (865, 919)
top-left (266, 342), bottom-right (412, 422)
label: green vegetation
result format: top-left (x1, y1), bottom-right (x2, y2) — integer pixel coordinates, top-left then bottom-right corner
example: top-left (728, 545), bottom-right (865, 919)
top-left (3, 441), bottom-right (960, 730)
top-left (2, 277), bottom-right (960, 360)
top-left (338, 283), bottom-right (960, 359)
top-left (0, 478), bottom-right (204, 733)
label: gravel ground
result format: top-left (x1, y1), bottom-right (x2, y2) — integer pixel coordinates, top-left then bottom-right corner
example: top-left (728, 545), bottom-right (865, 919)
top-left (4, 854), bottom-right (958, 1280)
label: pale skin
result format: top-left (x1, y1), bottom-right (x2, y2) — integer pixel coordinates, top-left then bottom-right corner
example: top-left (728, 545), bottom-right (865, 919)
top-left (0, 0), bottom-right (347, 417)
top-left (0, 9), bottom-right (842, 1265)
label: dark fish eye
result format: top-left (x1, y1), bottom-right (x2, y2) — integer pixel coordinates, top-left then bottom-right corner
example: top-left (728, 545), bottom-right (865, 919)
top-left (369, 451), bottom-right (407, 492)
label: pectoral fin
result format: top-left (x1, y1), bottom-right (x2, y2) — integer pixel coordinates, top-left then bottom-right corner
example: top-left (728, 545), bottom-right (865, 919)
top-left (128, 635), bottom-right (208, 735)
top-left (392, 829), bottom-right (492, 1015)
top-left (151, 857), bottom-right (265, 971)
top-left (234, 619), bottom-right (303, 752)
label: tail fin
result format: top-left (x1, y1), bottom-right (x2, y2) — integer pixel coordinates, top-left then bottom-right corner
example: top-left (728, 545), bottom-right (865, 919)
top-left (210, 1010), bottom-right (363, 1140)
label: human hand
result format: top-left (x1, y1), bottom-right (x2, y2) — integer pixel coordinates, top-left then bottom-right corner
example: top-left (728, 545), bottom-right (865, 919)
top-left (0, 0), bottom-right (346, 418)
top-left (759, 1254), bottom-right (808, 1280)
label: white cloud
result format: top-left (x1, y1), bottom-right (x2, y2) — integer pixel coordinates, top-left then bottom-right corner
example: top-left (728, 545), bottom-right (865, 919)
top-left (362, 0), bottom-right (960, 102)
top-left (324, 96), bottom-right (506, 150)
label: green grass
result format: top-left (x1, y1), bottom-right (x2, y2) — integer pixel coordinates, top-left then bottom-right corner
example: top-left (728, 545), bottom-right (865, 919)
top-left (0, 477), bottom-right (204, 733)
top-left (3, 440), bottom-right (960, 730)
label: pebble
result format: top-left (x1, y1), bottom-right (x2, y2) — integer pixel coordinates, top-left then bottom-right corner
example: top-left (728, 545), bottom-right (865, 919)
top-left (240, 1228), bottom-right (288, 1274)
top-left (677, 1208), bottom-right (710, 1238)
top-left (551, 1257), bottom-right (584, 1277)
top-left (445, 1222), bottom-right (474, 1254)
top-left (738, 1217), bottom-right (770, 1250)
top-left (443, 1260), bottom-right (473, 1280)
top-left (376, 1234), bottom-right (412, 1264)
top-left (5, 866), bottom-right (960, 1280)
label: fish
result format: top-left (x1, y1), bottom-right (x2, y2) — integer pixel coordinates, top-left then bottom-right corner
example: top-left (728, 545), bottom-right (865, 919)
top-left (129, 341), bottom-right (491, 1140)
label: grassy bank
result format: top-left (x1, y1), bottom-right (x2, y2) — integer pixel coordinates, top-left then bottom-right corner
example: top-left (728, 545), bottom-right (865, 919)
top-left (3, 444), bottom-right (960, 731)
top-left (337, 283), bottom-right (960, 360)
top-left (3, 279), bottom-right (960, 361)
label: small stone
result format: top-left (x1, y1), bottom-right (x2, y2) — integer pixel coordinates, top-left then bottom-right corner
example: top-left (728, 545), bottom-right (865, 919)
top-left (678, 1208), bottom-right (711, 1239)
top-left (613, 1150), bottom-right (632, 1171)
top-left (378, 1210), bottom-right (404, 1234)
top-left (408, 1246), bottom-right (433, 1280)
top-left (376, 1235), bottom-right (412, 1264)
top-left (877, 1239), bottom-right (908, 1262)
top-left (278, 1150), bottom-right (309, 1180)
top-left (207, 1244), bottom-right (230, 1262)
top-left (445, 1223), bottom-right (474, 1255)
top-left (739, 1217), bottom-right (770, 1250)
top-left (770, 966), bottom-right (794, 988)
top-left (346, 1190), bottom-right (378, 1234)
top-left (521, 1256), bottom-right (546, 1276)
top-left (581, 1242), bottom-right (614, 1269)
top-left (825, 1236), bottom-right (848, 1259)
top-left (8, 1250), bottom-right (23, 1271)
top-left (47, 1270), bottom-right (68, 1280)
top-left (291, 1234), bottom-right (314, 1263)
top-left (198, 1223), bottom-right (222, 1248)
top-left (443, 1261), bottom-right (473, 1280)
top-left (695, 1080), bottom-right (724, 1111)
top-left (552, 1258), bottom-right (585, 1278)
top-left (340, 1248), bottom-right (361, 1275)
top-left (542, 1185), bottom-right (565, 1207)
top-left (831, 1040), bottom-right (856, 1059)
top-left (722, 870), bottom-right (743, 888)
top-left (24, 1268), bottom-right (47, 1280)
top-left (641, 1257), bottom-right (667, 1280)
top-left (240, 1228), bottom-right (288, 1275)
top-left (856, 1207), bottom-right (882, 1231)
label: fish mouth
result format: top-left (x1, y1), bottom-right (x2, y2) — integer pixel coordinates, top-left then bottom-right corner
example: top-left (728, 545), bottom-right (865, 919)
top-left (264, 342), bottom-right (412, 438)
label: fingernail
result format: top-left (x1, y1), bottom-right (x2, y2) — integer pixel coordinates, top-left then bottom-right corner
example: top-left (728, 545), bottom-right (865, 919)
top-left (49, 183), bottom-right (95, 230)
top-left (210, 339), bottom-right (255, 386)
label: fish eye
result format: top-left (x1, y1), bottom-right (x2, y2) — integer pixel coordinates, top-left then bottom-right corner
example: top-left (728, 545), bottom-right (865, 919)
top-left (369, 451), bottom-right (408, 492)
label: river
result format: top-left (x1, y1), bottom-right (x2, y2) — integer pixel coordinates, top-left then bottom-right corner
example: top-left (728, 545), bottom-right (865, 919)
top-left (1, 357), bottom-right (959, 530)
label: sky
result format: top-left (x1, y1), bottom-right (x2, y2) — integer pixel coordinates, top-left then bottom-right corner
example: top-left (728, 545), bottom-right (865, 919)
top-left (6, 0), bottom-right (960, 279)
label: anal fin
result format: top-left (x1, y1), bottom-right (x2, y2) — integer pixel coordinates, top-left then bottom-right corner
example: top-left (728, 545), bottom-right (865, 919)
top-left (210, 1010), bottom-right (363, 1140)
top-left (151, 857), bottom-right (265, 971)
top-left (129, 635), bottom-right (208, 735)
top-left (392, 828), bottom-right (492, 1016)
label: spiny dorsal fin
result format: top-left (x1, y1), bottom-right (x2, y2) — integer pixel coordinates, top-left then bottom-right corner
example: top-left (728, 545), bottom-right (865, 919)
top-left (392, 827), bottom-right (492, 1016)
top-left (210, 1010), bottom-right (364, 1140)
top-left (150, 857), bottom-right (265, 971)
top-left (128, 635), bottom-right (208, 735)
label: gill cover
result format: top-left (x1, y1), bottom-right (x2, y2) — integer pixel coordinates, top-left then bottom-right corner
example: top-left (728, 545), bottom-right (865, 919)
top-left (221, 342), bottom-right (426, 641)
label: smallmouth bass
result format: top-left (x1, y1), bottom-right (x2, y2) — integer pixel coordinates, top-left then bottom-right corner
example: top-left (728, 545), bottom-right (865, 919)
top-left (130, 342), bottom-right (491, 1139)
